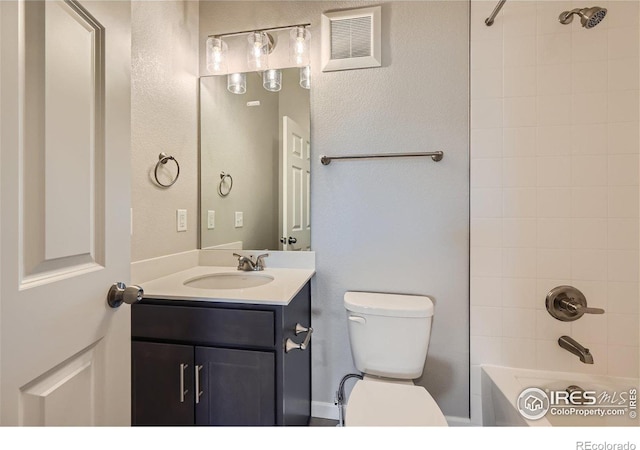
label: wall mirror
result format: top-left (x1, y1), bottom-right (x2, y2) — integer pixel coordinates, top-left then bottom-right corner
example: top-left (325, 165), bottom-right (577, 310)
top-left (199, 68), bottom-right (311, 251)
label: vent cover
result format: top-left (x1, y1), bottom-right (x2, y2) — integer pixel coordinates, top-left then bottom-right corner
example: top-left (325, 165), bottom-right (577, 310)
top-left (322, 6), bottom-right (381, 72)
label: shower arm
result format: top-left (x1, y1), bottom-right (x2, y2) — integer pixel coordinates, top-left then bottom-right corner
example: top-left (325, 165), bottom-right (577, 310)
top-left (485, 0), bottom-right (507, 26)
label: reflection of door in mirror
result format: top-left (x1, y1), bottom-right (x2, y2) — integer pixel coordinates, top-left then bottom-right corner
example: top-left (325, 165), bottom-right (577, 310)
top-left (281, 116), bottom-right (310, 251)
top-left (200, 68), bottom-right (310, 251)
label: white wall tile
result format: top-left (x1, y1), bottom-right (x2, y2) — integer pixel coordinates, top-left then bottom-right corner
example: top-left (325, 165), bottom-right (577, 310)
top-left (572, 124), bottom-right (607, 156)
top-left (572, 27), bottom-right (608, 62)
top-left (537, 1), bottom-right (573, 35)
top-left (572, 61), bottom-right (607, 94)
top-left (471, 39), bottom-right (503, 70)
top-left (572, 92), bottom-right (608, 124)
top-left (503, 218), bottom-right (537, 247)
top-left (471, 247), bottom-right (503, 277)
top-left (537, 248), bottom-right (572, 279)
top-left (571, 218), bottom-right (607, 249)
top-left (608, 27), bottom-right (640, 60)
top-left (572, 311), bottom-right (608, 345)
top-left (571, 155), bottom-right (607, 186)
top-left (608, 186), bottom-right (639, 218)
top-left (471, 306), bottom-right (503, 337)
top-left (607, 281), bottom-right (639, 314)
top-left (608, 90), bottom-right (640, 123)
top-left (605, 1), bottom-right (639, 29)
top-left (502, 337), bottom-right (536, 368)
top-left (471, 188), bottom-right (503, 218)
top-left (502, 277), bottom-right (537, 309)
top-left (538, 188), bottom-right (571, 218)
top-left (572, 249), bottom-right (608, 280)
top-left (504, 127), bottom-right (536, 157)
top-left (504, 97), bottom-right (537, 127)
top-left (537, 95), bottom-right (572, 126)
top-left (472, 98), bottom-right (504, 129)
top-left (608, 154), bottom-right (639, 186)
top-left (573, 280), bottom-right (608, 311)
top-left (536, 309), bottom-right (571, 340)
top-left (471, 2), bottom-right (503, 42)
top-left (503, 308), bottom-right (536, 338)
top-left (536, 339), bottom-right (573, 371)
top-left (503, 157), bottom-right (537, 187)
top-left (504, 66), bottom-right (537, 97)
top-left (472, 128), bottom-right (503, 158)
top-left (471, 276), bottom-right (503, 307)
top-left (503, 247), bottom-right (537, 278)
top-left (471, 336), bottom-right (503, 365)
top-left (537, 125), bottom-right (572, 156)
top-left (608, 58), bottom-right (640, 92)
top-left (504, 188), bottom-right (537, 218)
top-left (607, 250), bottom-right (639, 282)
top-left (537, 218), bottom-right (572, 249)
top-left (537, 156), bottom-right (571, 187)
top-left (608, 122), bottom-right (639, 155)
top-left (537, 33), bottom-right (571, 66)
top-left (608, 345), bottom-right (640, 378)
top-left (472, 67), bottom-right (504, 99)
top-left (608, 313), bottom-right (640, 346)
top-left (608, 219), bottom-right (639, 250)
top-left (537, 64), bottom-right (571, 96)
top-left (572, 187), bottom-right (608, 218)
top-left (472, 158), bottom-right (503, 187)
top-left (471, 218), bottom-right (503, 248)
top-left (503, 2), bottom-right (537, 37)
top-left (505, 35), bottom-right (536, 67)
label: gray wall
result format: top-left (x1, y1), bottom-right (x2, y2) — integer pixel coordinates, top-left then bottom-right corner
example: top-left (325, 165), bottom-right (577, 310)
top-left (200, 1), bottom-right (470, 418)
top-left (131, 1), bottom-right (200, 262)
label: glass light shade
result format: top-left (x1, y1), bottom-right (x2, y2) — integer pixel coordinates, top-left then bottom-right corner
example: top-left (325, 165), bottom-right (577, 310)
top-left (289, 27), bottom-right (310, 66)
top-left (206, 37), bottom-right (228, 74)
top-left (299, 66), bottom-right (310, 89)
top-left (227, 73), bottom-right (246, 94)
top-left (263, 69), bottom-right (282, 92)
top-left (247, 31), bottom-right (269, 71)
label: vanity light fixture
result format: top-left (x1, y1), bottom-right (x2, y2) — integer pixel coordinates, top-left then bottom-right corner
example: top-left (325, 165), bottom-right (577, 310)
top-left (205, 37), bottom-right (228, 74)
top-left (227, 72), bottom-right (246, 94)
top-left (290, 26), bottom-right (311, 66)
top-left (299, 66), bottom-right (310, 89)
top-left (247, 31), bottom-right (273, 71)
top-left (263, 69), bottom-right (282, 92)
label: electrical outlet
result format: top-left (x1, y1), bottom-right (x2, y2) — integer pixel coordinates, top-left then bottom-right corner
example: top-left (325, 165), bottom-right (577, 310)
top-left (207, 210), bottom-right (215, 229)
top-left (177, 209), bottom-right (187, 232)
top-left (234, 211), bottom-right (243, 228)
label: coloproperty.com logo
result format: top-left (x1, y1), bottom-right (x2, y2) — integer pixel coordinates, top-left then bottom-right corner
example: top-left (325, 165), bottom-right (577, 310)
top-left (517, 386), bottom-right (638, 421)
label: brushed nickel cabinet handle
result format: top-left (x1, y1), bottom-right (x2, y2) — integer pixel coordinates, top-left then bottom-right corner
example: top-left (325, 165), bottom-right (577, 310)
top-left (179, 363), bottom-right (188, 403)
top-left (195, 365), bottom-right (203, 404)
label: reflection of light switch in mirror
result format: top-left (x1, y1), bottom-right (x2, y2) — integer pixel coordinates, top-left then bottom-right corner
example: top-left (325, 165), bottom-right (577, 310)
top-left (235, 211), bottom-right (243, 228)
top-left (177, 209), bottom-right (187, 232)
top-left (207, 210), bottom-right (215, 229)
top-left (247, 101), bottom-right (260, 107)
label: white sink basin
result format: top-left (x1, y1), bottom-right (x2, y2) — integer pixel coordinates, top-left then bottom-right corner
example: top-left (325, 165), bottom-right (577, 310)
top-left (183, 272), bottom-right (275, 290)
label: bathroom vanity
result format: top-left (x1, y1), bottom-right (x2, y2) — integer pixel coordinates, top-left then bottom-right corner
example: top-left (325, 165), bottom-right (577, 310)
top-left (130, 264), bottom-right (313, 426)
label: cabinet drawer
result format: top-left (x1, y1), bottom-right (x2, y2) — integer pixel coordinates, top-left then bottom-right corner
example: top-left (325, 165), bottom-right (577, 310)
top-left (132, 304), bottom-right (275, 348)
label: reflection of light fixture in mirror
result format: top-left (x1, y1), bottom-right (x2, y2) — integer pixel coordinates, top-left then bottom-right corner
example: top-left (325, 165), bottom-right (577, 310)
top-left (247, 31), bottom-right (273, 71)
top-left (227, 73), bottom-right (246, 94)
top-left (290, 26), bottom-right (311, 66)
top-left (263, 69), bottom-right (282, 92)
top-left (206, 37), bottom-right (227, 74)
top-left (299, 66), bottom-right (310, 89)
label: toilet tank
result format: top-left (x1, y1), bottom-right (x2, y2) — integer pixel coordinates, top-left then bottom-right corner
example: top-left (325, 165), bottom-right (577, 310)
top-left (344, 292), bottom-right (434, 379)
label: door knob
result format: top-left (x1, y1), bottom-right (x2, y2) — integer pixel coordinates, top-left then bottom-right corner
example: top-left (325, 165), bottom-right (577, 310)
top-left (107, 282), bottom-right (143, 308)
top-left (288, 237), bottom-right (297, 244)
top-left (280, 236), bottom-right (297, 245)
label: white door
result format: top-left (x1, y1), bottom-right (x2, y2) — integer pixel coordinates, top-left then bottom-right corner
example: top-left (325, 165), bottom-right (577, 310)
top-left (281, 116), bottom-right (311, 251)
top-left (0, 0), bottom-right (131, 426)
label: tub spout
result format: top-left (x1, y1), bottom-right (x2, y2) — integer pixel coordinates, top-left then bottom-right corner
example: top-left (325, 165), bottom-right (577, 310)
top-left (558, 336), bottom-right (594, 364)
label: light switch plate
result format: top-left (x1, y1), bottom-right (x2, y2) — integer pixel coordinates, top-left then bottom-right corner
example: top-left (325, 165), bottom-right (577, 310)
top-left (177, 209), bottom-right (187, 232)
top-left (234, 211), bottom-right (243, 228)
top-left (207, 210), bottom-right (215, 229)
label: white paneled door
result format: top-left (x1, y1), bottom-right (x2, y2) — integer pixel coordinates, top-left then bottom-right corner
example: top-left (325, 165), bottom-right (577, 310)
top-left (281, 116), bottom-right (311, 251)
top-left (0, 0), bottom-right (131, 425)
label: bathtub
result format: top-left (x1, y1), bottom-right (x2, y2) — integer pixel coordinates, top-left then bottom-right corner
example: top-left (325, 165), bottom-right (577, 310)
top-left (481, 365), bottom-right (639, 427)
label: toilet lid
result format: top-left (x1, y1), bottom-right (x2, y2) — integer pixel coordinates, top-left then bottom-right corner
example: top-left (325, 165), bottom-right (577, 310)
top-left (345, 379), bottom-right (449, 427)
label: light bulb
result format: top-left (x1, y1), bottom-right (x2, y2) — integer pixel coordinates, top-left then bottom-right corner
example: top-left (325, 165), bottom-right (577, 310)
top-left (206, 37), bottom-right (227, 74)
top-left (247, 32), bottom-right (269, 71)
top-left (289, 27), bottom-right (310, 66)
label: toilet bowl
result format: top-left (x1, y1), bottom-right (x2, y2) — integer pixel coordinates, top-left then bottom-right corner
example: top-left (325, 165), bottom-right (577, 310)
top-left (343, 291), bottom-right (448, 427)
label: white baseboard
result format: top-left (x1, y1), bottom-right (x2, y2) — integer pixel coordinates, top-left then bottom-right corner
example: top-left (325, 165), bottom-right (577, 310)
top-left (311, 401), bottom-right (340, 421)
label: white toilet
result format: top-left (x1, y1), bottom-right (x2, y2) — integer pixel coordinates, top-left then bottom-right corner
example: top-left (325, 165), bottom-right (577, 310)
top-left (343, 291), bottom-right (448, 426)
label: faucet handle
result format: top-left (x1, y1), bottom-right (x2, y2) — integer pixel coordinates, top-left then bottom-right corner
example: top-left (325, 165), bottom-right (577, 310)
top-left (255, 253), bottom-right (269, 270)
top-left (560, 298), bottom-right (604, 315)
top-left (546, 285), bottom-right (605, 321)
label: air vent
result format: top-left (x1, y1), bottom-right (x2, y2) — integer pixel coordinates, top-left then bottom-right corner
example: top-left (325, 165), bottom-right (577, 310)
top-left (322, 6), bottom-right (381, 72)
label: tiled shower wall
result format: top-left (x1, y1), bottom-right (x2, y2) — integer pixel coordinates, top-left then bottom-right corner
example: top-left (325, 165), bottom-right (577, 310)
top-left (470, 1), bottom-right (640, 424)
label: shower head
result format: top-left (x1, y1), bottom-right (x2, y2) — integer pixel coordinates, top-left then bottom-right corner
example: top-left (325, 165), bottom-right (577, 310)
top-left (559, 6), bottom-right (607, 29)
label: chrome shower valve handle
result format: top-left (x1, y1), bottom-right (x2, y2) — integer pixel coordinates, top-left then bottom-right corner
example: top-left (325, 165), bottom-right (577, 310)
top-left (546, 285), bottom-right (605, 322)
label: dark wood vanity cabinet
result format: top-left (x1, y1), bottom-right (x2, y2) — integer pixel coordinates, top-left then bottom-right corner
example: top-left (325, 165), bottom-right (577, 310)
top-left (131, 282), bottom-right (311, 426)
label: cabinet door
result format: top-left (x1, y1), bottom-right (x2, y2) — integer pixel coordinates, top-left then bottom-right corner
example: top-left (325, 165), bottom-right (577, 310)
top-left (132, 342), bottom-right (194, 425)
top-left (196, 347), bottom-right (275, 426)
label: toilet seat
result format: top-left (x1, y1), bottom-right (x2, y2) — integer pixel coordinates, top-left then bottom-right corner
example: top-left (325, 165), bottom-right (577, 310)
top-left (345, 377), bottom-right (449, 427)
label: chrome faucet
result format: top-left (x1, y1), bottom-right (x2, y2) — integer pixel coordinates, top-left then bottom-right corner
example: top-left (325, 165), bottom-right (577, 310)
top-left (233, 253), bottom-right (269, 271)
top-left (558, 336), bottom-right (594, 364)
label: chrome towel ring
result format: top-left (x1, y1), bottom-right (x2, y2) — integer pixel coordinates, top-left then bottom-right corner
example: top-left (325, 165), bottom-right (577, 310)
top-left (218, 172), bottom-right (233, 197)
top-left (154, 152), bottom-right (180, 187)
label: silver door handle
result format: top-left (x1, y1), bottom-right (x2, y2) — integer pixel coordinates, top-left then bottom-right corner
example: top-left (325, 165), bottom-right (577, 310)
top-left (107, 282), bottom-right (143, 308)
top-left (179, 363), bottom-right (188, 403)
top-left (288, 237), bottom-right (297, 244)
top-left (195, 364), bottom-right (203, 404)
top-left (285, 323), bottom-right (313, 353)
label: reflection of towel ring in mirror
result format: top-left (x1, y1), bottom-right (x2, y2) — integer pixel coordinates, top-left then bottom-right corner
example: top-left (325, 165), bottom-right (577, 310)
top-left (218, 172), bottom-right (233, 197)
top-left (154, 152), bottom-right (180, 187)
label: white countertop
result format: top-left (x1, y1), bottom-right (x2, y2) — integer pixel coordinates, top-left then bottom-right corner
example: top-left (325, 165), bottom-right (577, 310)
top-left (140, 265), bottom-right (315, 306)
